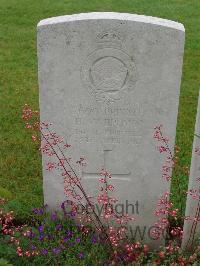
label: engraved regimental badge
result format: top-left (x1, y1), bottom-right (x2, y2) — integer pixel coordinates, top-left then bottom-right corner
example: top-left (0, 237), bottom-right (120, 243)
top-left (81, 30), bottom-right (138, 104)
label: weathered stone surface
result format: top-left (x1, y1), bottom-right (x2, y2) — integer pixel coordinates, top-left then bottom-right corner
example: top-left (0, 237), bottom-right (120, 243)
top-left (182, 93), bottom-right (200, 249)
top-left (37, 12), bottom-right (185, 247)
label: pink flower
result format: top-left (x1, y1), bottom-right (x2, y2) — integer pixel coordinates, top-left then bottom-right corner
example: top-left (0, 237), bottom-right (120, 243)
top-left (64, 143), bottom-right (71, 148)
top-left (32, 135), bottom-right (37, 141)
top-left (46, 162), bottom-right (56, 171)
top-left (25, 123), bottom-right (32, 129)
top-left (107, 185), bottom-right (114, 191)
top-left (158, 146), bottom-right (168, 153)
top-left (100, 169), bottom-right (111, 178)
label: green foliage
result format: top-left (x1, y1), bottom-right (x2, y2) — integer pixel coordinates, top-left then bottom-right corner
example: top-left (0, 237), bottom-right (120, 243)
top-left (0, 258), bottom-right (13, 266)
top-left (0, 0), bottom-right (199, 220)
top-left (0, 240), bottom-right (17, 265)
top-left (0, 205), bottom-right (110, 266)
top-left (0, 203), bottom-right (200, 265)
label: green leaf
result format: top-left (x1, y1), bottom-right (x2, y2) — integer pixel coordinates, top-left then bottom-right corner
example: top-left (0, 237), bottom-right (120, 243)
top-left (0, 258), bottom-right (13, 266)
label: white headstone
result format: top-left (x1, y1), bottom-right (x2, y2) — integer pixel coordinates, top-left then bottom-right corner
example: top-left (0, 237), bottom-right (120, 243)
top-left (37, 12), bottom-right (185, 247)
top-left (182, 92), bottom-right (200, 249)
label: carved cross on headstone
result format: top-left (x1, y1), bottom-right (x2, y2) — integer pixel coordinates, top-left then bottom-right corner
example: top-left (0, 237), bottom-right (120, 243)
top-left (82, 149), bottom-right (131, 181)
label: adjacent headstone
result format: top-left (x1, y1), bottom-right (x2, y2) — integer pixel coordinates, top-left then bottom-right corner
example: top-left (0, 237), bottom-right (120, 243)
top-left (182, 92), bottom-right (200, 249)
top-left (37, 12), bottom-right (185, 247)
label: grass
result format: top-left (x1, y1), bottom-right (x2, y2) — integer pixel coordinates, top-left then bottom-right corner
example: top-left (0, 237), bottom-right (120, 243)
top-left (0, 0), bottom-right (200, 220)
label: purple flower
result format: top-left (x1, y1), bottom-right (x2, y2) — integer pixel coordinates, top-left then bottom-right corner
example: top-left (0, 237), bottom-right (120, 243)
top-left (47, 234), bottom-right (53, 240)
top-left (91, 235), bottom-right (98, 244)
top-left (51, 212), bottom-right (58, 221)
top-left (32, 207), bottom-right (44, 215)
top-left (41, 248), bottom-right (48, 255)
top-left (76, 237), bottom-right (81, 243)
top-left (32, 208), bottom-right (38, 214)
top-left (70, 211), bottom-right (76, 217)
top-left (63, 236), bottom-right (70, 242)
top-left (55, 224), bottom-right (62, 231)
top-left (52, 247), bottom-right (61, 255)
top-left (65, 231), bottom-right (73, 238)
top-left (38, 225), bottom-right (44, 233)
top-left (61, 202), bottom-right (65, 209)
top-left (77, 252), bottom-right (84, 259)
top-left (39, 234), bottom-right (44, 241)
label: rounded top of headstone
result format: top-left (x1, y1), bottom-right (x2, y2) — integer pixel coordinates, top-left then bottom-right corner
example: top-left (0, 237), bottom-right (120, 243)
top-left (37, 12), bottom-right (185, 32)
